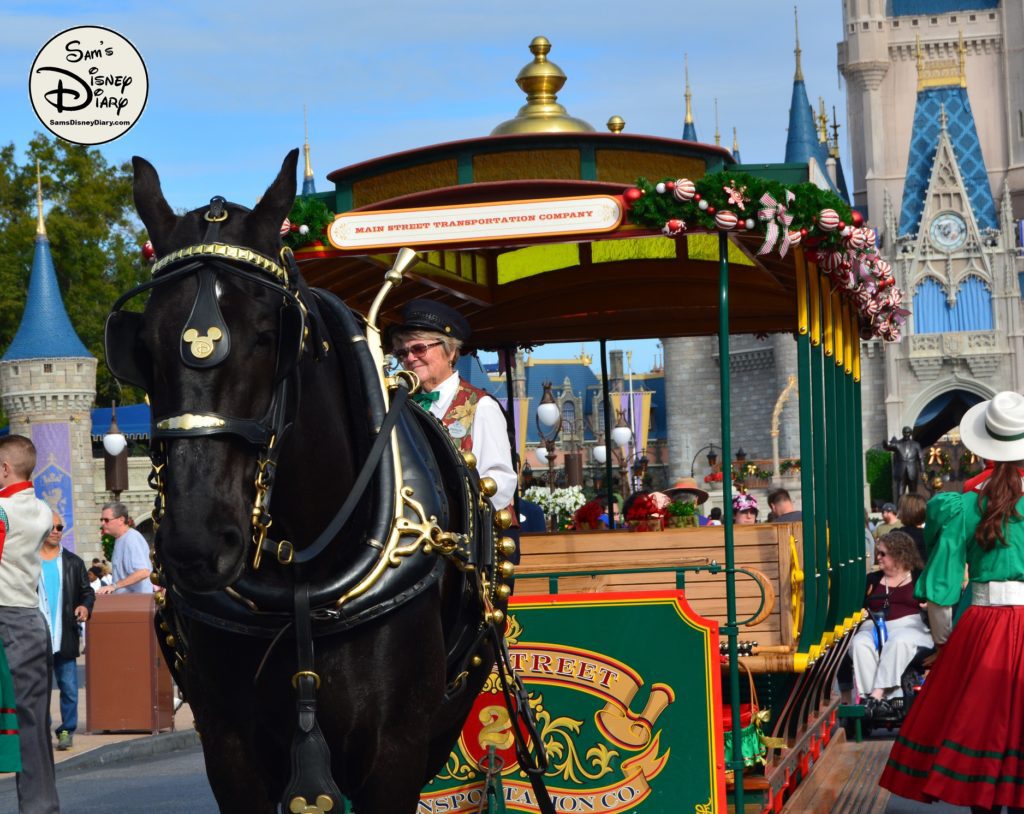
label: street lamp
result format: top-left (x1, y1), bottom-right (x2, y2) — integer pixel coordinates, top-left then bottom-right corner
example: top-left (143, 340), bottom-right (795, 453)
top-left (536, 380), bottom-right (561, 498)
top-left (689, 443), bottom-right (720, 478)
top-left (103, 403), bottom-right (129, 500)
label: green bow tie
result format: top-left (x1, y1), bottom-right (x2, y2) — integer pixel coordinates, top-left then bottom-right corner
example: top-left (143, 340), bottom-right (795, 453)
top-left (412, 390), bottom-right (440, 408)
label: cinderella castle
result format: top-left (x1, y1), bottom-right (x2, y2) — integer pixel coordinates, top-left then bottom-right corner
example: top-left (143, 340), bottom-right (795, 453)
top-left (4, 1), bottom-right (1022, 548)
top-left (665, 0), bottom-right (1024, 495)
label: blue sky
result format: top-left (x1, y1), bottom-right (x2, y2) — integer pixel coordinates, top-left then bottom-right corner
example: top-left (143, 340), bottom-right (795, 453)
top-left (3, 1), bottom-right (847, 372)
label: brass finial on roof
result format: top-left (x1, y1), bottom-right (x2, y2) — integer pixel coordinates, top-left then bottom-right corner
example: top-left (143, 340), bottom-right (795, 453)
top-left (817, 97), bottom-right (829, 143)
top-left (35, 160), bottom-right (46, 237)
top-left (303, 104), bottom-right (314, 180)
top-left (714, 97), bottom-right (721, 146)
top-left (733, 127), bottom-right (741, 154)
top-left (490, 36), bottom-right (595, 135)
top-left (794, 5), bottom-right (803, 82)
top-left (607, 116), bottom-right (625, 133)
top-left (684, 53), bottom-right (694, 125)
top-left (939, 102), bottom-right (948, 131)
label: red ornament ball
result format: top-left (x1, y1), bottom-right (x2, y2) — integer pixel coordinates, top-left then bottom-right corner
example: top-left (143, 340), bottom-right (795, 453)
top-left (693, 193), bottom-right (701, 202)
top-left (142, 240), bottom-right (156, 262)
top-left (838, 221), bottom-right (846, 231)
top-left (707, 206), bottom-right (716, 215)
top-left (800, 228), bottom-right (808, 236)
top-left (623, 187), bottom-right (644, 204)
top-left (851, 210), bottom-right (864, 227)
top-left (666, 181), bottom-right (676, 190)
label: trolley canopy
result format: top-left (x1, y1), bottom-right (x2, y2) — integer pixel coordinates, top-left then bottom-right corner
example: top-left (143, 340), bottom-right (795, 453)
top-left (298, 179), bottom-right (799, 349)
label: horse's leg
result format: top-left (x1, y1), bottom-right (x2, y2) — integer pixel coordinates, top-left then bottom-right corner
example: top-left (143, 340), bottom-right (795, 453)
top-left (184, 627), bottom-right (281, 813)
top-left (338, 594), bottom-right (446, 814)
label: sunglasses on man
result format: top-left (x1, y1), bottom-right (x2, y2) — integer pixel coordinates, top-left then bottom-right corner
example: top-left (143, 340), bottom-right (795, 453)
top-left (52, 524), bottom-right (64, 532)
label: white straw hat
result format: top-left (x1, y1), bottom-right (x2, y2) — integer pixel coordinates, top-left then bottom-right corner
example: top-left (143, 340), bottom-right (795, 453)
top-left (958, 392), bottom-right (1024, 463)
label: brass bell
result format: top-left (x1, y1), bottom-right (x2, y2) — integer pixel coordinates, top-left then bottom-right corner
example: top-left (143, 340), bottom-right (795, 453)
top-left (496, 584), bottom-right (512, 599)
top-left (471, 655), bottom-right (483, 667)
top-left (165, 634), bottom-right (177, 648)
top-left (159, 621), bottom-right (170, 632)
top-left (486, 609), bottom-right (506, 626)
top-left (499, 537), bottom-right (516, 557)
top-left (500, 561), bottom-right (515, 579)
top-left (461, 451), bottom-right (478, 470)
top-left (150, 570), bottom-right (162, 585)
top-left (478, 477), bottom-right (497, 498)
top-left (493, 508), bottom-right (513, 529)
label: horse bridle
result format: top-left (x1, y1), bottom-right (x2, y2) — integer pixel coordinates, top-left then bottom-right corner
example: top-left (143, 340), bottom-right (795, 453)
top-left (105, 197), bottom-right (318, 566)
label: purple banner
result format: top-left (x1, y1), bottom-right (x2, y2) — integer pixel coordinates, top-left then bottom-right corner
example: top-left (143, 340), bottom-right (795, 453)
top-left (31, 422), bottom-right (77, 552)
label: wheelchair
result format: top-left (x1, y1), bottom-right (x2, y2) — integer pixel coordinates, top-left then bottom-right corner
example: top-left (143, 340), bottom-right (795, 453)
top-left (840, 612), bottom-right (935, 739)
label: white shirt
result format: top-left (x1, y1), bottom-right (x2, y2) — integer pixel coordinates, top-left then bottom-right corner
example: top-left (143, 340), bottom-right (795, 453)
top-left (428, 372), bottom-right (517, 510)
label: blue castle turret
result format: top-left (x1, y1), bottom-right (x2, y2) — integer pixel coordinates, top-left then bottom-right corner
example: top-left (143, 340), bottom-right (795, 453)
top-left (0, 165), bottom-right (97, 556)
top-left (783, 10), bottom-right (829, 168)
top-left (3, 183), bottom-right (91, 362)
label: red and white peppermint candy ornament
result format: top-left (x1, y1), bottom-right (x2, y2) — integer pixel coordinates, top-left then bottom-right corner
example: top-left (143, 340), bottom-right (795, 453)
top-left (673, 179), bottom-right (695, 201)
top-left (818, 250), bottom-right (844, 272)
top-left (714, 211), bottom-right (738, 231)
top-left (817, 208), bottom-right (840, 231)
top-left (142, 240), bottom-right (156, 263)
top-left (846, 227), bottom-right (868, 251)
top-left (787, 230), bottom-right (802, 248)
top-left (280, 217), bottom-right (292, 236)
top-left (661, 218), bottom-right (686, 236)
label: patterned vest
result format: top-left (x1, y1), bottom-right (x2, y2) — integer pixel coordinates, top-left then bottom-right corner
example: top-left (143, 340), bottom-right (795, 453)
top-left (442, 380), bottom-right (518, 526)
top-left (441, 379), bottom-right (488, 452)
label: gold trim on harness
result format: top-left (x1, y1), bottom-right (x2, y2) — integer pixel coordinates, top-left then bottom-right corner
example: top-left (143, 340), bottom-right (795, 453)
top-left (156, 413), bottom-right (227, 431)
top-left (151, 242), bottom-right (288, 285)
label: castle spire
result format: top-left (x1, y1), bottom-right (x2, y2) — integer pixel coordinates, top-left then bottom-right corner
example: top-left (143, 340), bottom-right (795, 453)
top-left (302, 105), bottom-right (316, 196)
top-left (732, 127), bottom-right (742, 163)
top-left (3, 167), bottom-right (91, 362)
top-left (35, 161), bottom-right (46, 237)
top-left (682, 54), bottom-right (698, 141)
top-left (793, 6), bottom-right (803, 82)
top-left (714, 97), bottom-right (720, 146)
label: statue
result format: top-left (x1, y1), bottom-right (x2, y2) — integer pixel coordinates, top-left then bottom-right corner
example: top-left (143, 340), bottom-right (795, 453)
top-left (883, 426), bottom-right (926, 496)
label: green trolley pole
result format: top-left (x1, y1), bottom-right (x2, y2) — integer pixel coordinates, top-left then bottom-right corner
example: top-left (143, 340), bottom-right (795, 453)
top-left (718, 233), bottom-right (744, 812)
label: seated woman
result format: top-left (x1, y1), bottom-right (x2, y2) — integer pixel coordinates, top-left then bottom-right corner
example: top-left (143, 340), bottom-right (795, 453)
top-left (850, 530), bottom-right (934, 713)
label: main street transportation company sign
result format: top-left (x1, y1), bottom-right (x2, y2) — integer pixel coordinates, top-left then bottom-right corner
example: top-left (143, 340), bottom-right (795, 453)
top-left (421, 591), bottom-right (725, 813)
top-left (327, 196), bottom-right (623, 251)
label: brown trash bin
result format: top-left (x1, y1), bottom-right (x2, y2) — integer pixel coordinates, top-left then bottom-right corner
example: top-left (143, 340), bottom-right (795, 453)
top-left (86, 593), bottom-right (174, 733)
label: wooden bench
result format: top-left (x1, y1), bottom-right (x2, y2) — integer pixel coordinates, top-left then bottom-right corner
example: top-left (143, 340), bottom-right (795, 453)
top-left (515, 522), bottom-right (800, 649)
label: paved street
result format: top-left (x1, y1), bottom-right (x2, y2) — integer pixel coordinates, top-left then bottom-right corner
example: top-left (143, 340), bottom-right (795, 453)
top-left (0, 743), bottom-right (217, 813)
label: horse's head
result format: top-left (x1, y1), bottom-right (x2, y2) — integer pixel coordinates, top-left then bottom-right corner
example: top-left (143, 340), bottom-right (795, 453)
top-left (111, 150), bottom-right (305, 592)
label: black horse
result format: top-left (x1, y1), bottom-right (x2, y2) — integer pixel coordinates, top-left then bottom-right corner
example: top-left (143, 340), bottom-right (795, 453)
top-left (106, 150), bottom-right (518, 813)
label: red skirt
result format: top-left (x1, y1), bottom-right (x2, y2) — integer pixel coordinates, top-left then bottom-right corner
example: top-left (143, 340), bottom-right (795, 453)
top-left (879, 604), bottom-right (1024, 808)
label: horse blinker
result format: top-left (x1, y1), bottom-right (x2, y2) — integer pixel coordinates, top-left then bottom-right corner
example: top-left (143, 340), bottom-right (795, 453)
top-left (180, 269), bottom-right (231, 368)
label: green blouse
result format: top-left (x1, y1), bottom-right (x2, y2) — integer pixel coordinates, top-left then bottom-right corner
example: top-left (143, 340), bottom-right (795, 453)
top-left (915, 491), bottom-right (1024, 607)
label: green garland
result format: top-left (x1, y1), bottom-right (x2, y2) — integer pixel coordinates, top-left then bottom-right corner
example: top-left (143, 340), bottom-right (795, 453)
top-left (283, 196), bottom-right (334, 250)
top-left (627, 170), bottom-right (854, 254)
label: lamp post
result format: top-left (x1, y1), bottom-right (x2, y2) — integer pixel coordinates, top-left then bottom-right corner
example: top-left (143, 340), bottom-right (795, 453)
top-left (689, 443), bottom-right (720, 478)
top-left (608, 409), bottom-right (635, 497)
top-left (102, 403), bottom-right (129, 500)
top-left (536, 382), bottom-right (562, 529)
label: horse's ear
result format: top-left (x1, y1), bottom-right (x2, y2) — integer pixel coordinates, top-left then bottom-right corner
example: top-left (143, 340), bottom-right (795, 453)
top-left (132, 156), bottom-right (178, 252)
top-left (250, 149), bottom-right (299, 237)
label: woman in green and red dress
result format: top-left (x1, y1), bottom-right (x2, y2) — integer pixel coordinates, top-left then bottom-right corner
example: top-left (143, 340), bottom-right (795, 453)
top-left (880, 391), bottom-right (1024, 814)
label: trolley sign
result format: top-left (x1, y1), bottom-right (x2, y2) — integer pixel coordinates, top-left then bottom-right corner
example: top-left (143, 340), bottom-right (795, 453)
top-left (327, 195), bottom-right (623, 251)
top-left (422, 591), bottom-right (725, 814)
